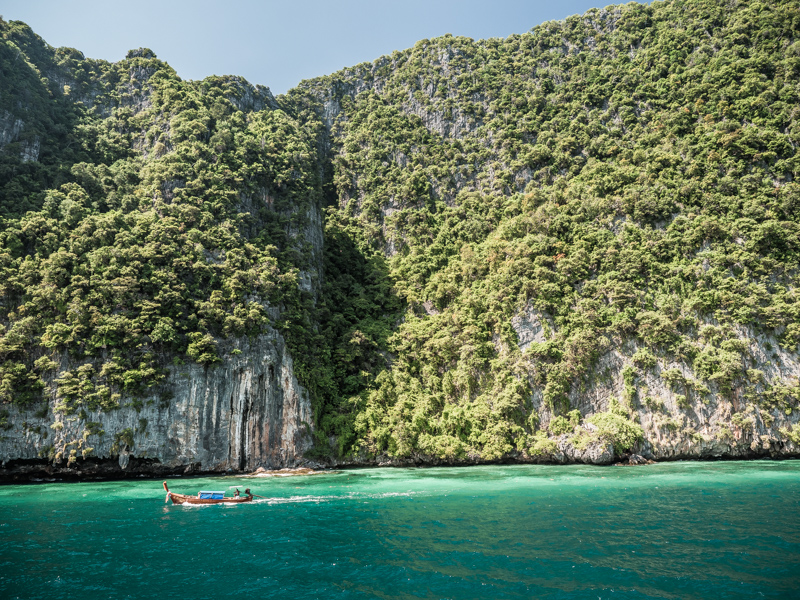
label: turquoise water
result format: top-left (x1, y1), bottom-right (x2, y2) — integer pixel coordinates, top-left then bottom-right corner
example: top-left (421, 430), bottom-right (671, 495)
top-left (1, 461), bottom-right (799, 599)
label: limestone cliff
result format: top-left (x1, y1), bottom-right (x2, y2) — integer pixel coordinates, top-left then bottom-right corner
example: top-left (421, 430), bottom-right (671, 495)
top-left (0, 22), bottom-right (322, 481)
top-left (3, 1), bottom-right (800, 476)
top-left (512, 305), bottom-right (800, 464)
top-left (0, 329), bottom-right (313, 480)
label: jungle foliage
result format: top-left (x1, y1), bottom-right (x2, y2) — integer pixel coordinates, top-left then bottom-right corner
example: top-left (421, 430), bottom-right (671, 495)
top-left (285, 0), bottom-right (800, 459)
top-left (0, 20), bottom-right (319, 414)
top-left (1, 0), bottom-right (799, 462)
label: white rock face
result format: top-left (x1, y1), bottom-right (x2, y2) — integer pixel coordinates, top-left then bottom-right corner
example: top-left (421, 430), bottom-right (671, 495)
top-left (510, 303), bottom-right (800, 462)
top-left (0, 329), bottom-right (313, 472)
top-left (19, 137), bottom-right (40, 162)
top-left (0, 111), bottom-right (24, 148)
top-left (511, 305), bottom-right (553, 351)
top-left (557, 437), bottom-right (615, 464)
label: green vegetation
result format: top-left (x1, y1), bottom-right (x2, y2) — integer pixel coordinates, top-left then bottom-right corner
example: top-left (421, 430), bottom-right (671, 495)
top-left (586, 411), bottom-right (644, 454)
top-left (1, 0), bottom-right (799, 464)
top-left (0, 20), bottom-right (320, 416)
top-left (285, 0), bottom-right (800, 460)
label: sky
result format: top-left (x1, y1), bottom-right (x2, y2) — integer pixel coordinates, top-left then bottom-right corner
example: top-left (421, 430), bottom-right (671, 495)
top-left (3, 0), bottom-right (620, 95)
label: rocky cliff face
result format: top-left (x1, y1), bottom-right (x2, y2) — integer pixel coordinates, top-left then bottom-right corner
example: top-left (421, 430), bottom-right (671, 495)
top-left (3, 2), bottom-right (800, 477)
top-left (512, 304), bottom-right (800, 464)
top-left (0, 328), bottom-right (314, 480)
top-left (0, 26), bottom-right (324, 480)
top-left (0, 110), bottom-right (38, 163)
top-left (0, 111), bottom-right (24, 149)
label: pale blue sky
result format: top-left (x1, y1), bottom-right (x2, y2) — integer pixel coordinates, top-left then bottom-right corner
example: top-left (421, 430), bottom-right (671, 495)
top-left (2, 0), bottom-right (630, 94)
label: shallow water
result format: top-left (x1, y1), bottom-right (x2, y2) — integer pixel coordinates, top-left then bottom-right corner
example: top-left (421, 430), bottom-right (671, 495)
top-left (1, 461), bottom-right (799, 599)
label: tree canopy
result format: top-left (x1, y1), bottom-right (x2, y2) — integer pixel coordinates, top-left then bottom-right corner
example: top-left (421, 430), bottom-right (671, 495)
top-left (1, 0), bottom-right (798, 463)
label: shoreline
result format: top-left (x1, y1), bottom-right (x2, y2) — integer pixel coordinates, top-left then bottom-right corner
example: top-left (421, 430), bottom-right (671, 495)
top-left (2, 450), bottom-right (799, 485)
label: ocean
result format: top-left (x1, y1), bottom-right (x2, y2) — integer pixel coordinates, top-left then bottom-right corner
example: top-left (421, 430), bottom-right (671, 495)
top-left (1, 460), bottom-right (799, 599)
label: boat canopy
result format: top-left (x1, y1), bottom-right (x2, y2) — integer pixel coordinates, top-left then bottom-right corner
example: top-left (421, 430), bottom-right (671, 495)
top-left (198, 491), bottom-right (226, 499)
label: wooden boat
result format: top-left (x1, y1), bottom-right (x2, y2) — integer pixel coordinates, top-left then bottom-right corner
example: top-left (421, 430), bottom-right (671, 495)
top-left (163, 481), bottom-right (254, 504)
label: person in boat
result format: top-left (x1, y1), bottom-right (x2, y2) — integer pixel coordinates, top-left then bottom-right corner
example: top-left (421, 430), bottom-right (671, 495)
top-left (234, 489), bottom-right (240, 498)
top-left (245, 488), bottom-right (251, 497)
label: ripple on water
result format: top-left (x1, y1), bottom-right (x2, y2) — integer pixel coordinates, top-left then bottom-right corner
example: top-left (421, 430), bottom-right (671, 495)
top-left (0, 460), bottom-right (799, 599)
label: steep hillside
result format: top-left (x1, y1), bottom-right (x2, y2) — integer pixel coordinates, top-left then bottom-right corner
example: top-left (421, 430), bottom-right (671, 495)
top-left (1, 0), bottom-right (800, 478)
top-left (0, 21), bottom-right (321, 476)
top-left (282, 0), bottom-right (800, 463)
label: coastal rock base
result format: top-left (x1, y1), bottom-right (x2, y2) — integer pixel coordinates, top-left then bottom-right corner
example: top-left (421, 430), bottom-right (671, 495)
top-left (2, 446), bottom-right (799, 483)
top-left (0, 330), bottom-right (313, 480)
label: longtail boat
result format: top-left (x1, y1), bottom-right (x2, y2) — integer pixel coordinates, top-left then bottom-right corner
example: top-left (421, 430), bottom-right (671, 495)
top-left (163, 481), bottom-right (254, 504)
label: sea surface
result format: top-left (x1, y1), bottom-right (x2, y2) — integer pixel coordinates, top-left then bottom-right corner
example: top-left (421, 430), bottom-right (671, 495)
top-left (1, 461), bottom-right (799, 599)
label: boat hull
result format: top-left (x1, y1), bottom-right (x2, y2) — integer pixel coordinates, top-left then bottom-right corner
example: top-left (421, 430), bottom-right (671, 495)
top-left (162, 481), bottom-right (254, 505)
top-left (167, 493), bottom-right (253, 505)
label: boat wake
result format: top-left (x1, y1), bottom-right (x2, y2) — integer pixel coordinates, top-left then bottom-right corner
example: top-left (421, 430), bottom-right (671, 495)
top-left (245, 468), bottom-right (333, 478)
top-left (251, 491), bottom-right (419, 505)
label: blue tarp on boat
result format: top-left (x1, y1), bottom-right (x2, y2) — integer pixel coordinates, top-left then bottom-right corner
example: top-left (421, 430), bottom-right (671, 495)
top-left (198, 491), bottom-right (225, 499)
